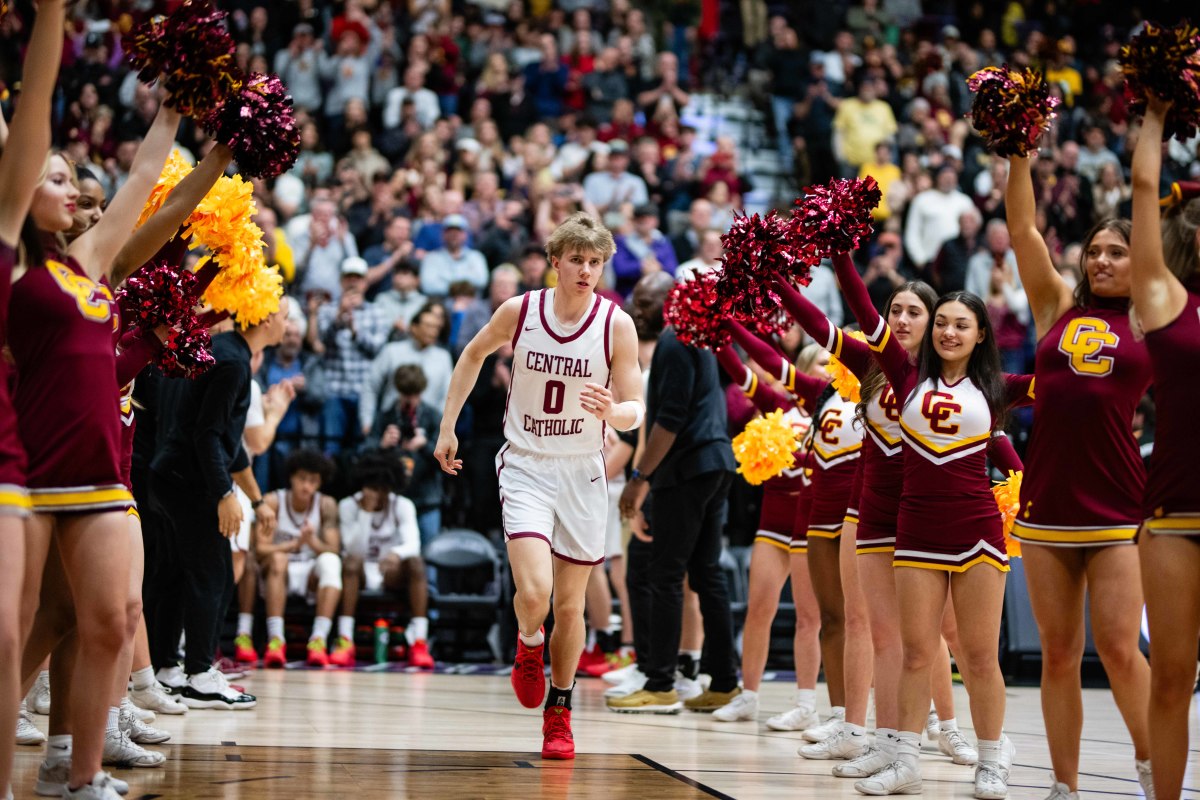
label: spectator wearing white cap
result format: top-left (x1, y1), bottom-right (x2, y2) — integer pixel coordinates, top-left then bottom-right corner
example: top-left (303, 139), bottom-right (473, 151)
top-left (418, 214), bottom-right (489, 298)
top-left (307, 257), bottom-right (390, 454)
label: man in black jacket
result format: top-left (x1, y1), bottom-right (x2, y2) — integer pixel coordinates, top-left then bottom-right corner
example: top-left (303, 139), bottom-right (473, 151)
top-left (609, 273), bottom-right (740, 714)
top-left (148, 301), bottom-right (288, 709)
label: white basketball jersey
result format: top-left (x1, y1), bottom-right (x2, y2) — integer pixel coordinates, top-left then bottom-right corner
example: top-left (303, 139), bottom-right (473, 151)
top-left (504, 289), bottom-right (617, 456)
top-left (274, 489), bottom-right (322, 561)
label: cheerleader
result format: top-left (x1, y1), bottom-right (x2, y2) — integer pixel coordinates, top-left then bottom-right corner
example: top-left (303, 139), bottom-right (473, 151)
top-left (724, 320), bottom-right (872, 757)
top-left (9, 89), bottom-right (180, 799)
top-left (834, 254), bottom-right (1033, 799)
top-left (1129, 95), bottom-right (1200, 800)
top-left (711, 343), bottom-right (822, 725)
top-left (1005, 153), bottom-right (1154, 799)
top-left (0, 2), bottom-right (66, 795)
top-left (769, 271), bottom-right (983, 776)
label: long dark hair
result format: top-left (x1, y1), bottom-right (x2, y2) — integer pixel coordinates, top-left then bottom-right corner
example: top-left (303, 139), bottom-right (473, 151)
top-left (908, 290), bottom-right (1009, 430)
top-left (855, 280), bottom-right (937, 427)
top-left (1074, 218), bottom-right (1132, 308)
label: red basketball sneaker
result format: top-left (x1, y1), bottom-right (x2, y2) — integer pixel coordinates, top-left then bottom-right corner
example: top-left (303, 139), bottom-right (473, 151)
top-left (328, 636), bottom-right (356, 668)
top-left (542, 706), bottom-right (575, 760)
top-left (263, 637), bottom-right (287, 668)
top-left (576, 644), bottom-right (606, 677)
top-left (233, 634), bottom-right (259, 665)
top-left (408, 640), bottom-right (435, 669)
top-left (306, 638), bottom-right (330, 667)
top-left (511, 629), bottom-right (546, 708)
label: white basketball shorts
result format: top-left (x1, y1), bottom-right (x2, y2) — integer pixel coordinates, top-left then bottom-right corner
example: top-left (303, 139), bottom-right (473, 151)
top-left (496, 443), bottom-right (608, 565)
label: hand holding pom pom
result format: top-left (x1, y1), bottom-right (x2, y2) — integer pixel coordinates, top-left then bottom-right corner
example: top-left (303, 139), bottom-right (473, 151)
top-left (201, 72), bottom-right (301, 179)
top-left (116, 262), bottom-right (215, 378)
top-left (123, 0), bottom-right (241, 118)
top-left (967, 66), bottom-right (1061, 157)
top-left (716, 210), bottom-right (816, 324)
top-left (663, 270), bottom-right (734, 349)
top-left (1121, 21), bottom-right (1200, 142)
top-left (992, 470), bottom-right (1023, 558)
top-left (826, 331), bottom-right (867, 402)
top-left (792, 178), bottom-right (882, 258)
top-left (732, 410), bottom-right (800, 485)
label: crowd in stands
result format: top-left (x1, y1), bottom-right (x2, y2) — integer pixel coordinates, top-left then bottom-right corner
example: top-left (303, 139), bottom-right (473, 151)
top-left (20, 0), bottom-right (1192, 643)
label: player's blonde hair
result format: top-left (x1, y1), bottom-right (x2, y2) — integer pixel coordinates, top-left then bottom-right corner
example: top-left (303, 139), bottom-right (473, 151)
top-left (545, 212), bottom-right (616, 262)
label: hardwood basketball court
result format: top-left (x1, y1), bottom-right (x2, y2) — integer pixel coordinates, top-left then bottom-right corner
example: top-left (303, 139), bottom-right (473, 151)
top-left (11, 668), bottom-right (1197, 798)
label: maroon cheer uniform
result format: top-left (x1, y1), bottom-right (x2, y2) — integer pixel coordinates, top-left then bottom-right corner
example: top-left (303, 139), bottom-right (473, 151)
top-left (0, 240), bottom-right (29, 515)
top-left (1142, 280), bottom-right (1200, 538)
top-left (1013, 299), bottom-right (1151, 546)
top-left (9, 252), bottom-right (131, 512)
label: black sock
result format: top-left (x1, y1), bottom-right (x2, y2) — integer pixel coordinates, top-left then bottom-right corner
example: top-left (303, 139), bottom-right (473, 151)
top-left (546, 682), bottom-right (574, 710)
top-left (677, 653), bottom-right (700, 681)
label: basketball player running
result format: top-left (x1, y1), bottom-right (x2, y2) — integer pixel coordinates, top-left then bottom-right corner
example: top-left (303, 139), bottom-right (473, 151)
top-left (1130, 95), bottom-right (1200, 800)
top-left (435, 213), bottom-right (644, 760)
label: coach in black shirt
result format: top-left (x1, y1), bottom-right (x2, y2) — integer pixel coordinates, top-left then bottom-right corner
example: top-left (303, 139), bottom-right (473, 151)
top-left (148, 302), bottom-right (287, 706)
top-left (611, 273), bottom-right (739, 713)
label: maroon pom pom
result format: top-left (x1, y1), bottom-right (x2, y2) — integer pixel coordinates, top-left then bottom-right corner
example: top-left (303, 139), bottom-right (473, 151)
top-left (115, 262), bottom-right (215, 378)
top-left (201, 72), bottom-right (301, 179)
top-left (663, 271), bottom-right (734, 349)
top-left (160, 324), bottom-right (216, 379)
top-left (1121, 21), bottom-right (1200, 142)
top-left (792, 177), bottom-right (882, 257)
top-left (124, 0), bottom-right (240, 118)
top-left (967, 66), bottom-right (1061, 157)
top-left (715, 210), bottom-right (816, 325)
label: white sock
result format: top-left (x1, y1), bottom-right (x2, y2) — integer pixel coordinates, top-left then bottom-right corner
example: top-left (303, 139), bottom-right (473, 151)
top-left (830, 705), bottom-right (846, 719)
top-left (939, 717), bottom-right (958, 732)
top-left (978, 738), bottom-right (1003, 764)
top-left (105, 707), bottom-right (119, 737)
top-left (585, 628), bottom-right (597, 649)
top-left (741, 689), bottom-right (758, 700)
top-left (408, 616), bottom-right (429, 642)
top-left (519, 628), bottom-right (544, 647)
top-left (876, 728), bottom-right (898, 757)
top-left (681, 649), bottom-right (701, 661)
top-left (267, 616), bottom-right (285, 642)
top-left (896, 731), bottom-right (921, 771)
top-left (795, 688), bottom-right (817, 708)
top-left (845, 722), bottom-right (867, 738)
top-left (337, 616), bottom-right (356, 641)
top-left (37, 668), bottom-right (49, 684)
top-left (237, 613), bottom-right (254, 637)
top-left (310, 616), bottom-right (332, 642)
top-left (130, 666), bottom-right (155, 691)
top-left (46, 734), bottom-right (71, 760)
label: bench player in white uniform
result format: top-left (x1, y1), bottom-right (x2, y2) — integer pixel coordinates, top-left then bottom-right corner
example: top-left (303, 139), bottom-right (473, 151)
top-left (256, 450), bottom-right (343, 668)
top-left (334, 452), bottom-right (433, 669)
top-left (436, 213), bottom-right (645, 760)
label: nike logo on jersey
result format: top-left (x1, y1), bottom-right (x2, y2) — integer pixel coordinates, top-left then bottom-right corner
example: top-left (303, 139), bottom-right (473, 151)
top-left (590, 476), bottom-right (601, 482)
top-left (525, 325), bottom-right (538, 331)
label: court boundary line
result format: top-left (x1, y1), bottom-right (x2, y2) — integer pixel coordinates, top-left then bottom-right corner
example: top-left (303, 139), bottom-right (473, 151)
top-left (631, 753), bottom-right (737, 799)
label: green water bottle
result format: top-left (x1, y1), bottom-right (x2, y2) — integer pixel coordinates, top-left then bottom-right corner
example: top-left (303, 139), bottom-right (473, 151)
top-left (373, 618), bottom-right (390, 663)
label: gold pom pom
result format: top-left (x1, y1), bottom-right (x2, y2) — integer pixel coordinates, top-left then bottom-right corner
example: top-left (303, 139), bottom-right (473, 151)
top-left (992, 470), bottom-right (1023, 558)
top-left (137, 150), bottom-right (194, 228)
top-left (732, 409), bottom-right (800, 486)
top-left (138, 152), bottom-right (281, 327)
top-left (828, 331), bottom-right (867, 402)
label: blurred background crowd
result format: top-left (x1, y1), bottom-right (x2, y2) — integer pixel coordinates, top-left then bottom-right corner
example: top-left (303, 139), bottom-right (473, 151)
top-left (3, 0), bottom-right (1189, 543)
